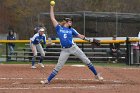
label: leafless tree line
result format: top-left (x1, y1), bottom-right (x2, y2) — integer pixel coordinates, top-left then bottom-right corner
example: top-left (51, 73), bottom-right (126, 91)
top-left (0, 0), bottom-right (140, 39)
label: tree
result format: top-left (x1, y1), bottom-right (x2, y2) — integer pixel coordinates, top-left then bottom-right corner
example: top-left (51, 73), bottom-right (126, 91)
top-left (0, 0), bottom-right (140, 39)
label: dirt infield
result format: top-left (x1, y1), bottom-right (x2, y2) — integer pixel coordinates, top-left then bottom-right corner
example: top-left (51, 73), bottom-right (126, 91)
top-left (0, 64), bottom-right (140, 93)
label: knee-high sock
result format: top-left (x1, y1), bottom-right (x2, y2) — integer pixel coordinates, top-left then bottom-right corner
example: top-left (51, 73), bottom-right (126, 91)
top-left (39, 56), bottom-right (43, 63)
top-left (47, 69), bottom-right (58, 82)
top-left (87, 63), bottom-right (97, 75)
top-left (32, 56), bottom-right (36, 66)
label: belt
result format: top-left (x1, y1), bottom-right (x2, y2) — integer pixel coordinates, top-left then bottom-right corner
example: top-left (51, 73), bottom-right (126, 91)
top-left (62, 45), bottom-right (73, 48)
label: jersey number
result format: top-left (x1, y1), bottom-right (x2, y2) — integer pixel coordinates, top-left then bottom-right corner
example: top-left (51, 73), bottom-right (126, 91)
top-left (64, 34), bottom-right (67, 38)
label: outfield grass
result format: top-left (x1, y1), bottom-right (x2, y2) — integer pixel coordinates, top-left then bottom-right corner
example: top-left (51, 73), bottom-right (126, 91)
top-left (0, 43), bottom-right (26, 57)
top-left (1, 61), bottom-right (137, 68)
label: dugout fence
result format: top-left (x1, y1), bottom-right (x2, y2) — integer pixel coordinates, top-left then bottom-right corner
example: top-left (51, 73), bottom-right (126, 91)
top-left (0, 37), bottom-right (139, 65)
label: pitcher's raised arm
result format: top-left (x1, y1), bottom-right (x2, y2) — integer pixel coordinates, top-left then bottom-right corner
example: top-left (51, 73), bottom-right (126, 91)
top-left (50, 5), bottom-right (58, 27)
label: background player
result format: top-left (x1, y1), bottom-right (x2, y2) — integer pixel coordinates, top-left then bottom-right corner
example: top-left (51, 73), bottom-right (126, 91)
top-left (34, 24), bottom-right (55, 47)
top-left (40, 2), bottom-right (103, 84)
top-left (7, 29), bottom-right (16, 61)
top-left (30, 27), bottom-right (47, 69)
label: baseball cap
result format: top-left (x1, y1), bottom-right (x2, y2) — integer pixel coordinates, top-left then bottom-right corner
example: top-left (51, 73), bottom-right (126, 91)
top-left (63, 18), bottom-right (73, 22)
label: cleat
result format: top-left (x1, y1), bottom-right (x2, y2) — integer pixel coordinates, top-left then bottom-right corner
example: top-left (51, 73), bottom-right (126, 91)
top-left (38, 63), bottom-right (45, 68)
top-left (40, 80), bottom-right (49, 84)
top-left (31, 66), bottom-right (37, 69)
top-left (95, 73), bottom-right (104, 81)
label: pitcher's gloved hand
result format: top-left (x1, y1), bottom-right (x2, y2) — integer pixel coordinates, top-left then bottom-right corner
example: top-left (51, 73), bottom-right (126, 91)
top-left (89, 38), bottom-right (100, 46)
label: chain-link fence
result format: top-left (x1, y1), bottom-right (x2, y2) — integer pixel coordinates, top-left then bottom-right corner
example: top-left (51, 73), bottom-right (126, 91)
top-left (38, 12), bottom-right (140, 38)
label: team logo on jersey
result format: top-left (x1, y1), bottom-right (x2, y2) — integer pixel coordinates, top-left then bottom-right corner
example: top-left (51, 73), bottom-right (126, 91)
top-left (36, 38), bottom-right (39, 42)
top-left (60, 29), bottom-right (72, 34)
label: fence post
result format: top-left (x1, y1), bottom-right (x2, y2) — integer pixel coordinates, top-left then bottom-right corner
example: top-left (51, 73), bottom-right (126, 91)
top-left (6, 43), bottom-right (8, 62)
top-left (126, 37), bottom-right (131, 65)
top-left (82, 43), bottom-right (84, 51)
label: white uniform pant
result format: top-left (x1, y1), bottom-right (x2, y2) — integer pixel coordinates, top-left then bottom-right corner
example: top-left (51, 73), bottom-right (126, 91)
top-left (54, 44), bottom-right (91, 71)
top-left (30, 43), bottom-right (45, 57)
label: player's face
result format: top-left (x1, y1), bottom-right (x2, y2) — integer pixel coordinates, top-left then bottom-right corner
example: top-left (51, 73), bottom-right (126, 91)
top-left (10, 31), bottom-right (14, 35)
top-left (67, 21), bottom-right (72, 26)
top-left (39, 31), bottom-right (44, 35)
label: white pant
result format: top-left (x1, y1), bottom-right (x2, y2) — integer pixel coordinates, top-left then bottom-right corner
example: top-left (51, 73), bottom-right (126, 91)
top-left (30, 43), bottom-right (45, 57)
top-left (54, 44), bottom-right (91, 71)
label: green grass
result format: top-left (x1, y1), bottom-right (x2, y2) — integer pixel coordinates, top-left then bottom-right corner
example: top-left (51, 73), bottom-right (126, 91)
top-left (1, 61), bottom-right (138, 68)
top-left (0, 43), bottom-right (26, 57)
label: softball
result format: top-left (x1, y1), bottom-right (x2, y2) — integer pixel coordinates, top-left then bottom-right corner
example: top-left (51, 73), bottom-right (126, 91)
top-left (50, 1), bottom-right (55, 6)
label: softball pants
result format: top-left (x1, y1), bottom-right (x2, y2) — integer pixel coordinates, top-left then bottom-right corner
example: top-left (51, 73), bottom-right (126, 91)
top-left (54, 44), bottom-right (91, 71)
top-left (30, 43), bottom-right (45, 57)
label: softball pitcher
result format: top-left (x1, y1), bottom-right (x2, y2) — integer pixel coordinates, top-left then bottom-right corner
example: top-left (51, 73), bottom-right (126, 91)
top-left (30, 27), bottom-right (46, 69)
top-left (41, 3), bottom-right (103, 84)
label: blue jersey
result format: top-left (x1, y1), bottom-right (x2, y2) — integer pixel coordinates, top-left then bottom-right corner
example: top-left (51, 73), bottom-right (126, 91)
top-left (31, 33), bottom-right (46, 45)
top-left (55, 25), bottom-right (79, 47)
top-left (7, 35), bottom-right (16, 46)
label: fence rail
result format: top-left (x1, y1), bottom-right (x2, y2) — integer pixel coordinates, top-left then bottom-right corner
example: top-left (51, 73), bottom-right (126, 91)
top-left (0, 37), bottom-right (139, 43)
top-left (0, 37), bottom-right (139, 65)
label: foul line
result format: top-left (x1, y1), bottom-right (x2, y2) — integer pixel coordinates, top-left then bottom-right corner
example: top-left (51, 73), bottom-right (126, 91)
top-left (0, 86), bottom-right (96, 90)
